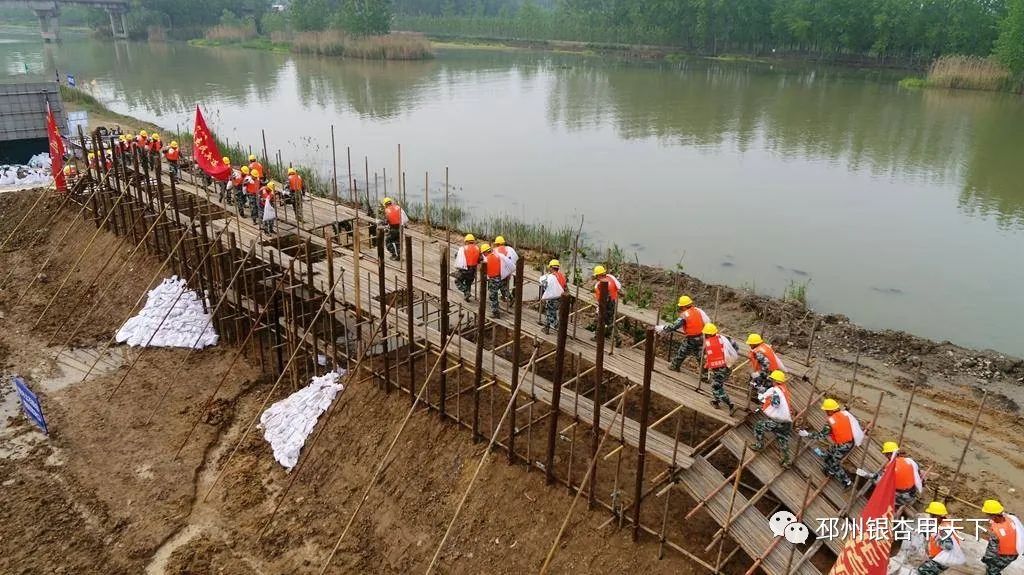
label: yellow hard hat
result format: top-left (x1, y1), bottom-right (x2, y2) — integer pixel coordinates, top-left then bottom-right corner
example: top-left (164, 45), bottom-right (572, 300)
top-left (248, 154), bottom-right (257, 161)
top-left (769, 370), bottom-right (786, 383)
top-left (495, 235), bottom-right (506, 245)
top-left (881, 441), bottom-right (899, 454)
top-left (821, 398), bottom-right (840, 411)
top-left (87, 152), bottom-right (95, 159)
top-left (382, 197), bottom-right (393, 206)
top-left (702, 323), bottom-right (718, 336)
top-left (593, 265), bottom-right (606, 277)
top-left (925, 501), bottom-right (948, 517)
top-left (982, 499), bottom-right (1005, 514)
top-left (151, 133), bottom-right (160, 140)
top-left (241, 166), bottom-right (250, 174)
top-left (140, 130), bottom-right (148, 137)
top-left (464, 234), bottom-right (475, 242)
top-left (252, 170), bottom-right (261, 178)
top-left (170, 141), bottom-right (178, 148)
top-left (747, 333), bottom-right (764, 346)
top-left (677, 295), bottom-right (693, 307)
top-left (267, 181), bottom-right (276, 190)
top-left (222, 157), bottom-right (230, 165)
top-left (549, 259), bottom-right (560, 268)
top-left (480, 243), bottom-right (492, 253)
top-left (287, 167), bottom-right (296, 174)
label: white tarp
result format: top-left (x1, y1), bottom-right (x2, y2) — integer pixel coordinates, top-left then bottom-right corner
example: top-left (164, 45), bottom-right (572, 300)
top-left (115, 276), bottom-right (218, 349)
top-left (259, 371), bottom-right (346, 470)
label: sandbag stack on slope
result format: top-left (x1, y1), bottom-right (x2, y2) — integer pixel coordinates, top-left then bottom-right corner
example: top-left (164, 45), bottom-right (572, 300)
top-left (259, 371), bottom-right (346, 470)
top-left (115, 276), bottom-right (218, 349)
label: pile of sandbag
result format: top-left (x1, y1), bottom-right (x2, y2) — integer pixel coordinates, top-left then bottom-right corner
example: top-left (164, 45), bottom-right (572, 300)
top-left (0, 163), bottom-right (52, 190)
top-left (115, 276), bottom-right (218, 349)
top-left (259, 371), bottom-right (346, 470)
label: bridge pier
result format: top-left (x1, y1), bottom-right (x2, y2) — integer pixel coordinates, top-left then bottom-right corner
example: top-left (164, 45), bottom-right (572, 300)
top-left (107, 8), bottom-right (128, 39)
top-left (32, 5), bottom-right (61, 43)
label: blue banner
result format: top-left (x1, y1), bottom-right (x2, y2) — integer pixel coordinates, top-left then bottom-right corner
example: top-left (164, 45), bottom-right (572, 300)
top-left (12, 376), bottom-right (47, 435)
top-left (66, 74), bottom-right (76, 87)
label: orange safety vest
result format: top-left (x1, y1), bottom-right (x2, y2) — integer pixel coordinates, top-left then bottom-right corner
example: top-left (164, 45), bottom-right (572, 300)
top-left (928, 519), bottom-right (961, 558)
top-left (385, 204), bottom-right (403, 226)
top-left (463, 244), bottom-right (481, 267)
top-left (676, 306), bottom-right (706, 337)
top-left (893, 456), bottom-right (918, 491)
top-left (704, 335), bottom-right (728, 369)
top-left (230, 171), bottom-right (243, 187)
top-left (749, 342), bottom-right (782, 372)
top-left (593, 277), bottom-right (619, 302)
top-left (165, 147), bottom-right (180, 162)
top-left (495, 245), bottom-right (511, 257)
top-left (760, 383), bottom-right (793, 419)
top-left (260, 188), bottom-right (274, 203)
top-left (484, 252), bottom-right (502, 278)
top-left (135, 136), bottom-right (148, 149)
top-left (553, 270), bottom-right (567, 290)
top-left (249, 161), bottom-right (264, 176)
top-left (990, 517), bottom-right (1019, 556)
top-left (149, 139), bottom-right (161, 153)
top-left (828, 410), bottom-right (855, 445)
top-left (288, 173), bottom-right (303, 192)
top-left (245, 177), bottom-right (260, 195)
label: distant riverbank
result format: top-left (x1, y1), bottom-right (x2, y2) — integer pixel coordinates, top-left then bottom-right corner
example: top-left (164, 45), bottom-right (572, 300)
top-left (190, 30), bottom-right (433, 61)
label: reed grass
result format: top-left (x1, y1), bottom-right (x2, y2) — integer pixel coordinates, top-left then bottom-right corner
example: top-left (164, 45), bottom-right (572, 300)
top-left (204, 22), bottom-right (258, 43)
top-left (925, 55), bottom-right (1012, 92)
top-left (290, 30), bottom-right (433, 60)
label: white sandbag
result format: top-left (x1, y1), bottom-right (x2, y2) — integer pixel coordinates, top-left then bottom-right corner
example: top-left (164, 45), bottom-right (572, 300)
top-left (115, 276), bottom-right (218, 349)
top-left (0, 164), bottom-right (53, 191)
top-left (259, 370), bottom-right (346, 470)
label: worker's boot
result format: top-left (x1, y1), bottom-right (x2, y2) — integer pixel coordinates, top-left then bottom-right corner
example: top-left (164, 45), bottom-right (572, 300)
top-left (542, 325), bottom-right (550, 335)
top-left (780, 455), bottom-right (792, 469)
top-left (710, 399), bottom-right (721, 409)
top-left (669, 361), bottom-right (681, 372)
top-left (749, 442), bottom-right (764, 452)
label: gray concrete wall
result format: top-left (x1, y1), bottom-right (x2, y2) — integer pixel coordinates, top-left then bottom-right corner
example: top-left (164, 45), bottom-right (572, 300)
top-left (0, 81), bottom-right (66, 143)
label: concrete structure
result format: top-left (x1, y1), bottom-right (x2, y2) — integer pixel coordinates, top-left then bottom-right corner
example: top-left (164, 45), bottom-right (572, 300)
top-left (7, 0), bottom-right (131, 42)
top-left (0, 80), bottom-right (65, 163)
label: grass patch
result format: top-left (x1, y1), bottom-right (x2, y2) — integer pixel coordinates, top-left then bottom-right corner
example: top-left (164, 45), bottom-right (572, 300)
top-left (898, 76), bottom-right (928, 89)
top-left (925, 55), bottom-right (1012, 92)
top-left (290, 30), bottom-right (433, 60)
top-left (188, 37), bottom-right (292, 52)
top-left (784, 278), bottom-right (811, 308)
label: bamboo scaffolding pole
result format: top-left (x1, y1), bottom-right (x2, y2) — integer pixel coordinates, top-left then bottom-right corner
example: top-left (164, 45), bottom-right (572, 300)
top-left (507, 257), bottom-right (525, 462)
top-left (631, 328), bottom-right (655, 541)
top-left (316, 324), bottom-right (464, 574)
top-left (714, 444), bottom-right (749, 571)
top-left (424, 343), bottom-right (540, 574)
top-left (377, 229), bottom-right (392, 393)
top-left (589, 280), bottom-right (608, 509)
top-left (544, 294), bottom-right (571, 485)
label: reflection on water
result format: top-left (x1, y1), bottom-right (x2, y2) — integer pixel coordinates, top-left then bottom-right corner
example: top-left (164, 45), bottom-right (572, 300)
top-left (2, 30), bottom-right (1022, 353)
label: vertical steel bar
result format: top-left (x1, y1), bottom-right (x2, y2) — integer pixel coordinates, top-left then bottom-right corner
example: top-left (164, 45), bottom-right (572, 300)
top-left (632, 327), bottom-right (655, 542)
top-left (544, 294), bottom-right (571, 485)
top-left (508, 257), bottom-right (525, 462)
top-left (472, 265), bottom-right (486, 441)
top-left (589, 280), bottom-right (608, 508)
top-left (440, 245), bottom-right (450, 417)
top-left (377, 229), bottom-right (391, 393)
top-left (406, 235), bottom-right (416, 404)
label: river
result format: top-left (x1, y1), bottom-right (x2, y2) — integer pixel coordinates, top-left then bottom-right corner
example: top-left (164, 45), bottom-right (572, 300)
top-left (3, 29), bottom-right (1022, 355)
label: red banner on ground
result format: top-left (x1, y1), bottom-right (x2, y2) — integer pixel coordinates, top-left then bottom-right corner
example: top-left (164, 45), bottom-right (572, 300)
top-left (828, 458), bottom-right (897, 575)
top-left (193, 106), bottom-right (230, 182)
top-left (46, 102), bottom-right (66, 192)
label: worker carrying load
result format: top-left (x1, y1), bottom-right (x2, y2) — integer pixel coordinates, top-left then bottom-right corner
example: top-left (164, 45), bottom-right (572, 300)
top-left (592, 265), bottom-right (622, 338)
top-left (244, 169), bottom-right (261, 222)
top-left (379, 197), bottom-right (409, 261)
top-left (745, 333), bottom-right (786, 395)
top-left (454, 234), bottom-right (481, 300)
top-left (481, 243), bottom-right (513, 318)
top-left (538, 259), bottom-right (567, 334)
top-left (235, 166), bottom-right (251, 216)
top-left (798, 399), bottom-right (865, 489)
top-left (218, 157), bottom-right (233, 203)
top-left (135, 130), bottom-right (150, 169)
top-left (260, 182), bottom-right (277, 235)
top-left (162, 140), bottom-right (181, 182)
top-left (856, 441), bottom-right (923, 506)
top-left (916, 501), bottom-right (966, 575)
top-left (148, 133), bottom-right (162, 167)
top-left (750, 370), bottom-right (794, 467)
top-left (87, 151), bottom-right (97, 173)
top-left (248, 154), bottom-right (265, 184)
top-left (493, 236), bottom-right (518, 301)
top-left (656, 295), bottom-right (709, 371)
top-left (981, 499), bottom-right (1024, 575)
top-left (702, 323), bottom-right (739, 412)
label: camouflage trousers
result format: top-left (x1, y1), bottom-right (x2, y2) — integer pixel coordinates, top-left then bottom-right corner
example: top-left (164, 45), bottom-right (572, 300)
top-left (385, 225), bottom-right (401, 259)
top-left (917, 559), bottom-right (948, 575)
top-left (235, 189), bottom-right (248, 215)
top-left (487, 278), bottom-right (502, 315)
top-left (249, 196), bottom-right (260, 224)
top-left (896, 488), bottom-right (918, 507)
top-left (982, 540), bottom-right (1018, 575)
top-left (455, 267), bottom-right (476, 297)
top-left (670, 336), bottom-right (702, 369)
top-left (753, 418), bottom-right (792, 463)
top-left (498, 277), bottom-right (512, 301)
top-left (821, 441), bottom-right (854, 487)
top-left (543, 298), bottom-right (559, 329)
top-left (709, 367), bottom-right (733, 408)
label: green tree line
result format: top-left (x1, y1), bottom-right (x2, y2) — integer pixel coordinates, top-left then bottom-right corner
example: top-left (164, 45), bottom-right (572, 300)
top-left (395, 0), bottom-right (1024, 69)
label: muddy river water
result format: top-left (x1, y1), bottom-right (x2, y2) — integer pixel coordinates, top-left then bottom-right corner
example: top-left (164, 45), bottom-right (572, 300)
top-left (3, 30), bottom-right (1023, 354)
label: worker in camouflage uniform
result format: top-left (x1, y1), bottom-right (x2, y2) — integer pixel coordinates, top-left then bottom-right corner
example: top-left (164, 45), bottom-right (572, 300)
top-left (750, 370), bottom-right (793, 467)
top-left (917, 501), bottom-right (964, 575)
top-left (701, 323), bottom-right (739, 412)
top-left (746, 333), bottom-right (786, 396)
top-left (798, 398), bottom-right (863, 489)
top-left (656, 295), bottom-right (709, 371)
top-left (981, 499), bottom-right (1023, 575)
top-left (538, 259), bottom-right (567, 334)
top-left (454, 234), bottom-right (481, 300)
top-left (481, 243), bottom-right (508, 318)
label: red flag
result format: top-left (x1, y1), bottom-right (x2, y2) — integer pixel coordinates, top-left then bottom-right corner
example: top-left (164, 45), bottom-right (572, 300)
top-left (828, 458), bottom-right (897, 575)
top-left (46, 102), bottom-right (67, 192)
top-left (193, 106), bottom-right (230, 182)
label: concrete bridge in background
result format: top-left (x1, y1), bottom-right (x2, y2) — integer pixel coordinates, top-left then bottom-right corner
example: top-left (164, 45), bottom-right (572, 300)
top-left (6, 0), bottom-right (131, 42)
